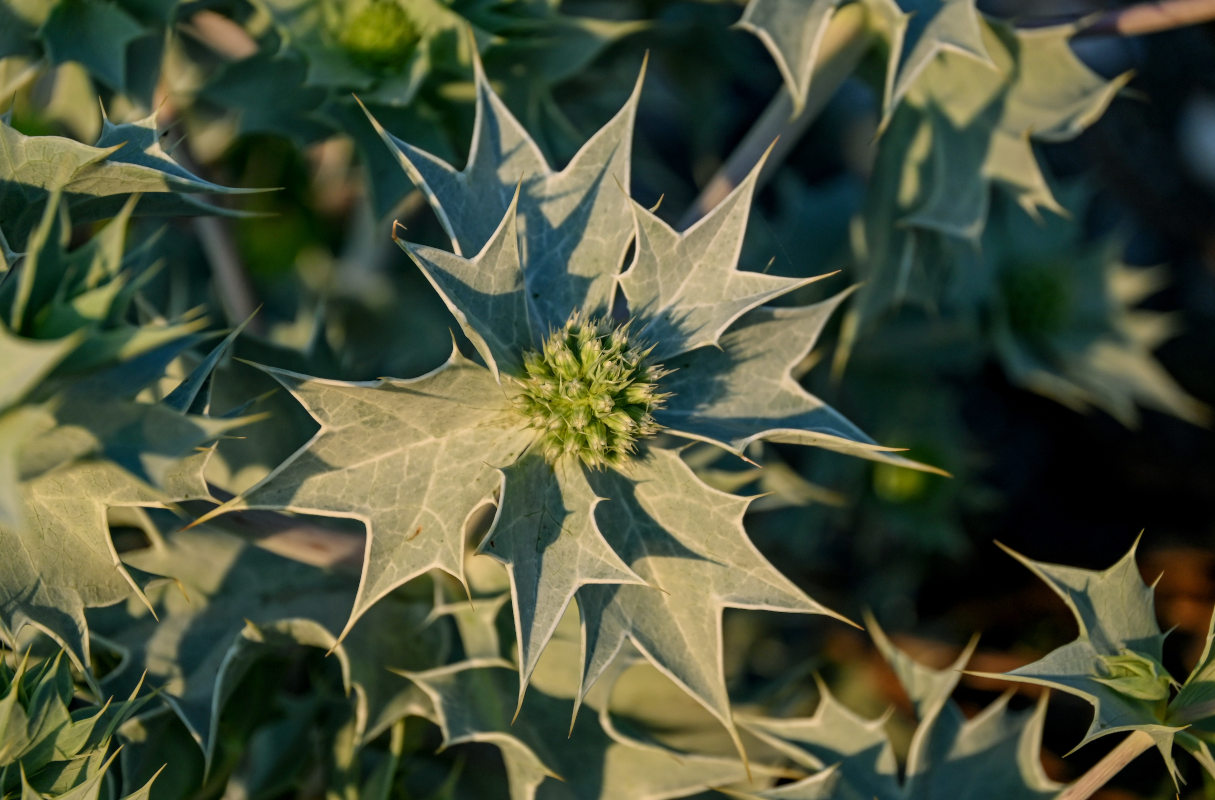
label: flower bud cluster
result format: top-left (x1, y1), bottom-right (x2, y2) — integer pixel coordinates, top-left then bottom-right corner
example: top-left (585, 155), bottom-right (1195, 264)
top-left (326, 0), bottom-right (418, 72)
top-left (514, 313), bottom-right (670, 469)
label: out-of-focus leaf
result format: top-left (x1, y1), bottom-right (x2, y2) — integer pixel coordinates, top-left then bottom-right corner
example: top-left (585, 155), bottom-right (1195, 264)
top-left (0, 115), bottom-right (262, 252)
top-left (738, 620), bottom-right (1059, 799)
top-left (40, 0), bottom-right (144, 91)
top-left (93, 525), bottom-right (447, 770)
top-left (400, 658), bottom-right (753, 800)
top-left (737, 0), bottom-right (847, 115)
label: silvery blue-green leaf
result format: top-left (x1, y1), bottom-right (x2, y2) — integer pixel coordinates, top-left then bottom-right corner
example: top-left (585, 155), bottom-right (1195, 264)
top-left (739, 619), bottom-right (1059, 799)
top-left (399, 188), bottom-right (537, 380)
top-left (196, 349), bottom-right (534, 642)
top-left (970, 540), bottom-right (1186, 778)
top-left (979, 190), bottom-right (1209, 427)
top-left (400, 658), bottom-right (753, 800)
top-left (0, 462), bottom-right (168, 670)
top-left (92, 526), bottom-right (446, 770)
top-left (902, 20), bottom-right (1126, 236)
top-left (366, 56), bottom-right (644, 326)
top-left (40, 0), bottom-right (144, 91)
top-left (162, 318), bottom-right (252, 416)
top-left (658, 291), bottom-right (941, 471)
top-left (480, 453), bottom-right (643, 712)
top-left (0, 116), bottom-right (261, 251)
top-left (869, 0), bottom-right (993, 115)
top-left (840, 19), bottom-right (1127, 365)
top-left (621, 152), bottom-right (818, 359)
top-left (737, 0), bottom-right (847, 115)
top-left (575, 447), bottom-right (844, 757)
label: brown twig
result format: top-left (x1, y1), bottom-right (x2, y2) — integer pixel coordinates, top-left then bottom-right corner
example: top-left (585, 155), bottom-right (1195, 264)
top-left (1083, 0), bottom-right (1215, 36)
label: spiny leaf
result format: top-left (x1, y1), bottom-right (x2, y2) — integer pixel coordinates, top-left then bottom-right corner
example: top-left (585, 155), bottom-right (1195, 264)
top-left (737, 0), bottom-right (847, 116)
top-left (0, 114), bottom-right (261, 252)
top-left (398, 187), bottom-right (537, 381)
top-left (203, 350), bottom-right (533, 641)
top-left (367, 53), bottom-right (644, 326)
top-left (400, 658), bottom-right (753, 800)
top-left (91, 526), bottom-right (447, 770)
top-left (657, 290), bottom-right (941, 472)
top-left (870, 0), bottom-right (993, 116)
top-left (841, 18), bottom-right (1126, 361)
top-left (970, 540), bottom-right (1186, 778)
top-left (574, 447), bottom-right (842, 756)
top-left (479, 452), bottom-right (643, 712)
top-left (0, 462), bottom-right (175, 670)
top-left (620, 151), bottom-right (819, 359)
top-left (739, 619), bottom-right (1059, 799)
top-left (984, 194), bottom-right (1210, 427)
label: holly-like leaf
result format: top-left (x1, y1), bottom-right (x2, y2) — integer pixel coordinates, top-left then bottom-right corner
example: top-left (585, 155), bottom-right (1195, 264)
top-left (480, 453), bottom-right (643, 712)
top-left (0, 461), bottom-right (176, 667)
top-left (871, 0), bottom-right (993, 115)
top-left (739, 620), bottom-right (1059, 799)
top-left (0, 642), bottom-right (153, 798)
top-left (197, 350), bottom-right (534, 642)
top-left (92, 525), bottom-right (447, 769)
top-left (366, 54), bottom-right (644, 326)
top-left (620, 152), bottom-right (818, 359)
top-left (657, 291), bottom-right (940, 471)
top-left (981, 191), bottom-right (1210, 428)
top-left (574, 447), bottom-right (843, 755)
top-left (840, 17), bottom-right (1127, 362)
top-left (400, 658), bottom-right (753, 800)
top-left (970, 540), bottom-right (1186, 778)
top-left (737, 0), bottom-right (847, 115)
top-left (398, 188), bottom-right (538, 380)
top-left (0, 115), bottom-right (260, 252)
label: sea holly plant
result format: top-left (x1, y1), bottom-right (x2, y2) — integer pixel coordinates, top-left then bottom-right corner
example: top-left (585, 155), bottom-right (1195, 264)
top-left (196, 55), bottom-right (944, 757)
top-left (974, 539), bottom-right (1215, 785)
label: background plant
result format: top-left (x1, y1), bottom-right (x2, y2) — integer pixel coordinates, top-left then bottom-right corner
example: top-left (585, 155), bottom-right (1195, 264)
top-left (2, 0), bottom-right (1214, 798)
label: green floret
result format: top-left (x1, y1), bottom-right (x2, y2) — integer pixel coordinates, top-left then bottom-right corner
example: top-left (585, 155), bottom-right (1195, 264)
top-left (513, 312), bottom-right (670, 469)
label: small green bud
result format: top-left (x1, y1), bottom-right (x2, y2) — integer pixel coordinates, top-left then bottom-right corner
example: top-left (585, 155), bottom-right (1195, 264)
top-left (514, 312), bottom-right (671, 468)
top-left (1094, 650), bottom-right (1176, 703)
top-left (328, 0), bottom-right (418, 73)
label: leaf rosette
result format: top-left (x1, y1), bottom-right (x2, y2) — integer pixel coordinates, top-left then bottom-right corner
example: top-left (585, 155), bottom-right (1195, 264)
top-left (207, 55), bottom-right (943, 754)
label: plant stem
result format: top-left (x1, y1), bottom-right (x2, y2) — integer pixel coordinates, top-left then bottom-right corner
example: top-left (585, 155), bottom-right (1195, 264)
top-left (1055, 730), bottom-right (1156, 800)
top-left (1083, 0), bottom-right (1215, 36)
top-left (676, 2), bottom-right (872, 230)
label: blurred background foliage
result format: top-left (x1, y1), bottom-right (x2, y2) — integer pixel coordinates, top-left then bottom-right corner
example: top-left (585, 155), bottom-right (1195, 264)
top-left (3, 0), bottom-right (1215, 797)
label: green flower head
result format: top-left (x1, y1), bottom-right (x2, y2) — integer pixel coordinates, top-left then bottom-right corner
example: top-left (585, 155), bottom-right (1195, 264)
top-left (326, 0), bottom-right (418, 72)
top-left (513, 313), bottom-right (669, 469)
